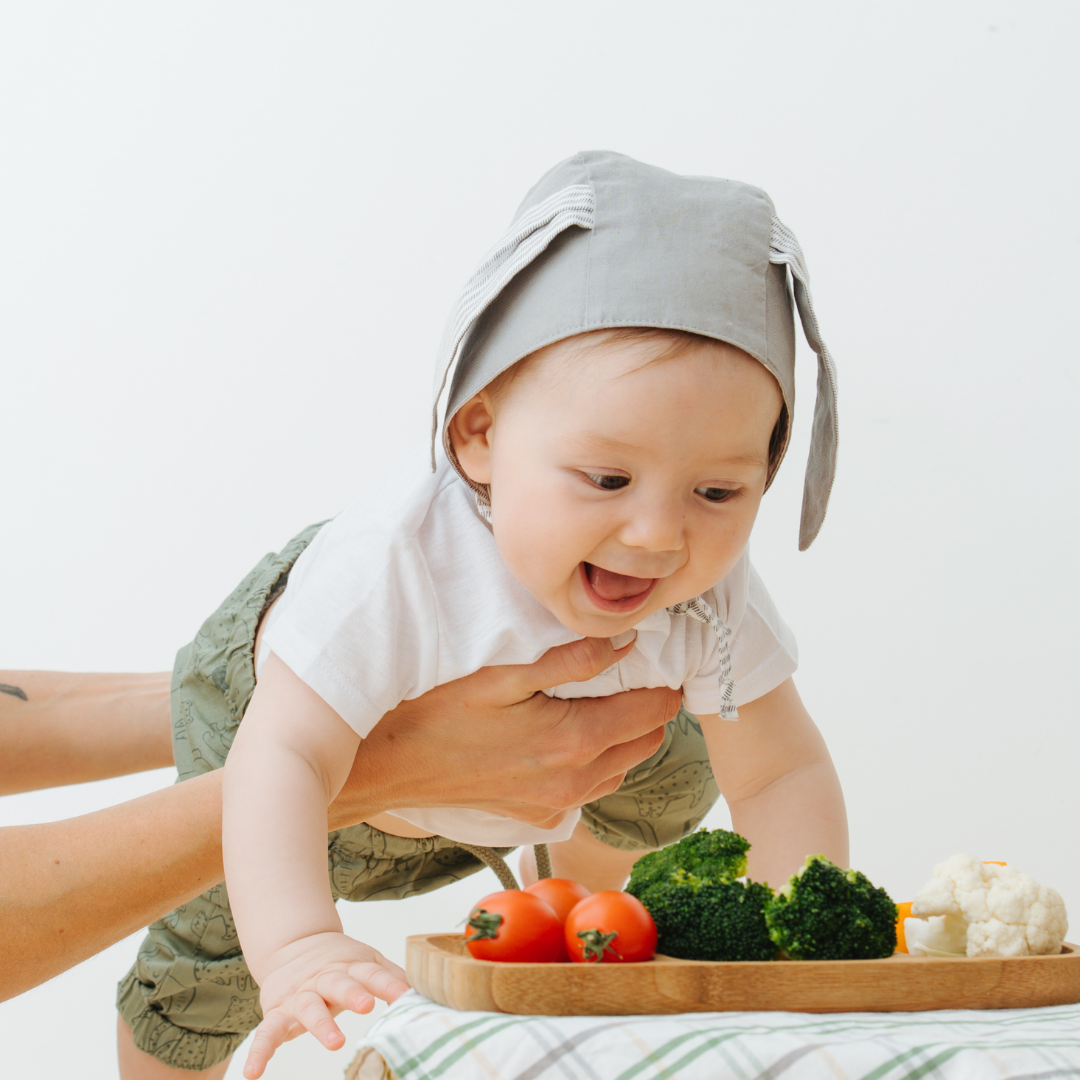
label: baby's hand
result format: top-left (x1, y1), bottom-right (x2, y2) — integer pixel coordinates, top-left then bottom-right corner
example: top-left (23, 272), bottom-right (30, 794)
top-left (243, 931), bottom-right (409, 1079)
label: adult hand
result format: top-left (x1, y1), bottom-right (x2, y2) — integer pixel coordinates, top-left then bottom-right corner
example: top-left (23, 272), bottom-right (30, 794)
top-left (329, 637), bottom-right (679, 831)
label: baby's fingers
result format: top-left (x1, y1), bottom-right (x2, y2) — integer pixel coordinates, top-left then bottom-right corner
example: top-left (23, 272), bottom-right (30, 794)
top-left (314, 968), bottom-right (378, 1015)
top-left (292, 988), bottom-right (347, 1050)
top-left (243, 1008), bottom-right (302, 1079)
top-left (346, 959), bottom-right (410, 1003)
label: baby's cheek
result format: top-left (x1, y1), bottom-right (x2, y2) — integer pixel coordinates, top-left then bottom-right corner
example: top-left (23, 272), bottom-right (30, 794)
top-left (671, 533), bottom-right (742, 599)
top-left (505, 527), bottom-right (572, 587)
top-left (496, 517), bottom-right (578, 602)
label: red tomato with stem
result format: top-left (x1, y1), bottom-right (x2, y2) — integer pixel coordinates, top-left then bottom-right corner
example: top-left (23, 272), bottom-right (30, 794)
top-left (564, 891), bottom-right (657, 964)
top-left (524, 879), bottom-right (591, 962)
top-left (524, 879), bottom-right (591, 923)
top-left (465, 890), bottom-right (564, 963)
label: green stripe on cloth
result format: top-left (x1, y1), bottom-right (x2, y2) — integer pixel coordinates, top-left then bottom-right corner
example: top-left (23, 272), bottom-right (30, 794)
top-left (387, 1016), bottom-right (520, 1077)
top-left (613, 1030), bottom-right (761, 1080)
top-left (894, 1048), bottom-right (964, 1080)
top-left (858, 1046), bottom-right (929, 1080)
top-left (358, 994), bottom-right (1080, 1080)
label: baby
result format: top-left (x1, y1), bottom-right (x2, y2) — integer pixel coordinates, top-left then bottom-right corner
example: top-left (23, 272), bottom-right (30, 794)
top-left (116, 151), bottom-right (847, 1079)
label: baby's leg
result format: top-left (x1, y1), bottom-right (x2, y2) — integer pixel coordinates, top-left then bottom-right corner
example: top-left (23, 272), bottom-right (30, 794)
top-left (116, 881), bottom-right (261, 1076)
top-left (520, 823), bottom-right (648, 891)
top-left (117, 1018), bottom-right (229, 1080)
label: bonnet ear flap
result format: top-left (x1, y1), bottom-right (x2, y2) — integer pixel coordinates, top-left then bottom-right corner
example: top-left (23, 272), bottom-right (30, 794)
top-left (769, 219), bottom-right (840, 550)
top-left (430, 184), bottom-right (595, 468)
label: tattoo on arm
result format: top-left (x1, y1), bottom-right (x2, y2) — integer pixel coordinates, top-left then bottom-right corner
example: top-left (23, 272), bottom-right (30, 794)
top-left (0, 684), bottom-right (28, 701)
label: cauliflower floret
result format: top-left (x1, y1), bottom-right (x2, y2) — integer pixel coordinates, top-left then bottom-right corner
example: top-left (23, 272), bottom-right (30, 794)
top-left (909, 854), bottom-right (1068, 958)
top-left (903, 913), bottom-right (968, 957)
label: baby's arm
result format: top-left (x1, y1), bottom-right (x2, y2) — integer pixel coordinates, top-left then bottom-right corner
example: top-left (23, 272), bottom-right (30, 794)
top-left (700, 677), bottom-right (848, 888)
top-left (223, 652), bottom-right (408, 1079)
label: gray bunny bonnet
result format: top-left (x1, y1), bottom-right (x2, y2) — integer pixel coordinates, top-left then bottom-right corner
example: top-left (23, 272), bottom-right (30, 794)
top-left (431, 149), bottom-right (838, 552)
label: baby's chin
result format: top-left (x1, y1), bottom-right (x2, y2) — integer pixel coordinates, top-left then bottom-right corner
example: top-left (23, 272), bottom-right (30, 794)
top-left (553, 578), bottom-right (721, 639)
top-left (559, 611), bottom-right (645, 639)
top-left (550, 589), bottom-right (670, 639)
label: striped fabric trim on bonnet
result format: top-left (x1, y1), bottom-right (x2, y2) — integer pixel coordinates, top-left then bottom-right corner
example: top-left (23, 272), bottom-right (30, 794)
top-left (428, 152), bottom-right (840, 719)
top-left (430, 183), bottom-right (595, 466)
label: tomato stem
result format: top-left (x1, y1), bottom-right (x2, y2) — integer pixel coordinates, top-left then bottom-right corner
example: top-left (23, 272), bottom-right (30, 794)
top-left (576, 928), bottom-right (622, 963)
top-left (466, 908), bottom-right (504, 942)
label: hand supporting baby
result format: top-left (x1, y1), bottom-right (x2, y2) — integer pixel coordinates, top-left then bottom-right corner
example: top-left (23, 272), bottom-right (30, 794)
top-left (342, 634), bottom-right (673, 828)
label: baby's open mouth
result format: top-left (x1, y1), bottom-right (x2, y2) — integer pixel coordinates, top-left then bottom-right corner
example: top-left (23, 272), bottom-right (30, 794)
top-left (581, 562), bottom-right (658, 613)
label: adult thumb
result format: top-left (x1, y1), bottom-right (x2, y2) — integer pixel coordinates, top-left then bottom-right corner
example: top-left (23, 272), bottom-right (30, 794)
top-left (517, 636), bottom-right (633, 694)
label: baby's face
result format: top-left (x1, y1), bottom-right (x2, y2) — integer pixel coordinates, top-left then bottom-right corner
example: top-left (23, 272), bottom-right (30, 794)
top-left (451, 333), bottom-right (783, 638)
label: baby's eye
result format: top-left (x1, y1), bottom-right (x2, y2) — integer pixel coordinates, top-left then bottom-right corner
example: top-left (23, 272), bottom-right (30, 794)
top-left (695, 486), bottom-right (737, 503)
top-left (584, 472), bottom-right (631, 491)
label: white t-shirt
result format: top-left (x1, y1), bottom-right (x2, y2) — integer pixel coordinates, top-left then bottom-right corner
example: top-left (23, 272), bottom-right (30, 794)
top-left (260, 447), bottom-right (798, 846)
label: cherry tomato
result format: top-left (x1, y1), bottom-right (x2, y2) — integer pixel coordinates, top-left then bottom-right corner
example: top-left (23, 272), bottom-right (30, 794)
top-left (522, 879), bottom-right (591, 961)
top-left (564, 891), bottom-right (657, 964)
top-left (524, 878), bottom-right (591, 923)
top-left (465, 890), bottom-right (564, 963)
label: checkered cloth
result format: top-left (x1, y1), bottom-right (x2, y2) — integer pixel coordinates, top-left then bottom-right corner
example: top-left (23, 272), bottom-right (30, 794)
top-left (348, 992), bottom-right (1080, 1080)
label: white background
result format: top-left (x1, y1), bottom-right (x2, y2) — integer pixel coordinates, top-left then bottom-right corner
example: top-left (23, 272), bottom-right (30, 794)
top-left (2, 2), bottom-right (1078, 1076)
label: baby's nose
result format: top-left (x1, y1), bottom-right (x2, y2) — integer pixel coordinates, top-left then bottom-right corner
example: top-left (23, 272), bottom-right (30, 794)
top-left (618, 498), bottom-right (686, 555)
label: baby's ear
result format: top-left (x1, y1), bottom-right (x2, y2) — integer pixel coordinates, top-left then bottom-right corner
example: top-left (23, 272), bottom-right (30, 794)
top-left (447, 393), bottom-right (495, 484)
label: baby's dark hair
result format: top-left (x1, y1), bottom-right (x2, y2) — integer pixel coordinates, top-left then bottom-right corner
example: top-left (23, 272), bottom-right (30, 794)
top-left (486, 326), bottom-right (789, 483)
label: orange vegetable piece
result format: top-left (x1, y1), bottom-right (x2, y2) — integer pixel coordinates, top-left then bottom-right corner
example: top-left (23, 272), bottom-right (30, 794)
top-left (894, 901), bottom-right (913, 953)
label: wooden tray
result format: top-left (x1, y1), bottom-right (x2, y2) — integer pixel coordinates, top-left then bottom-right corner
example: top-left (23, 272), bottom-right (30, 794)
top-left (407, 933), bottom-right (1080, 1015)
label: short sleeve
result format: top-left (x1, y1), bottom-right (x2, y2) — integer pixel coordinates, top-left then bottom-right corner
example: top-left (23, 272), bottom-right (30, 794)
top-left (261, 515), bottom-right (441, 737)
top-left (679, 626), bottom-right (724, 715)
top-left (729, 563), bottom-right (799, 706)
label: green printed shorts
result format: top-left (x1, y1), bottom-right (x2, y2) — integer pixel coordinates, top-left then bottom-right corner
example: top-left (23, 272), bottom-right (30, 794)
top-left (117, 524), bottom-right (719, 1069)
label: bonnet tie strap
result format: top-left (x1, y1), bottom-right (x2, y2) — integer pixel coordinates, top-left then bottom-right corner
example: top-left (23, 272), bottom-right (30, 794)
top-left (667, 597), bottom-right (738, 720)
top-left (768, 217), bottom-right (840, 551)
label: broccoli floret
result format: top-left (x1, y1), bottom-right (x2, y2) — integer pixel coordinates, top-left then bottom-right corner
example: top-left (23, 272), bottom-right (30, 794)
top-left (633, 870), bottom-right (777, 961)
top-left (627, 828), bottom-right (750, 895)
top-left (625, 829), bottom-right (774, 962)
top-left (764, 855), bottom-right (897, 961)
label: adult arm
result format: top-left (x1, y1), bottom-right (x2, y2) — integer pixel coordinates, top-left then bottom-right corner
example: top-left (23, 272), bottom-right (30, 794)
top-left (0, 638), bottom-right (674, 817)
top-left (0, 771), bottom-right (229, 1003)
top-left (703, 677), bottom-right (848, 888)
top-left (0, 637), bottom-right (677, 1002)
top-left (0, 671), bottom-right (174, 794)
